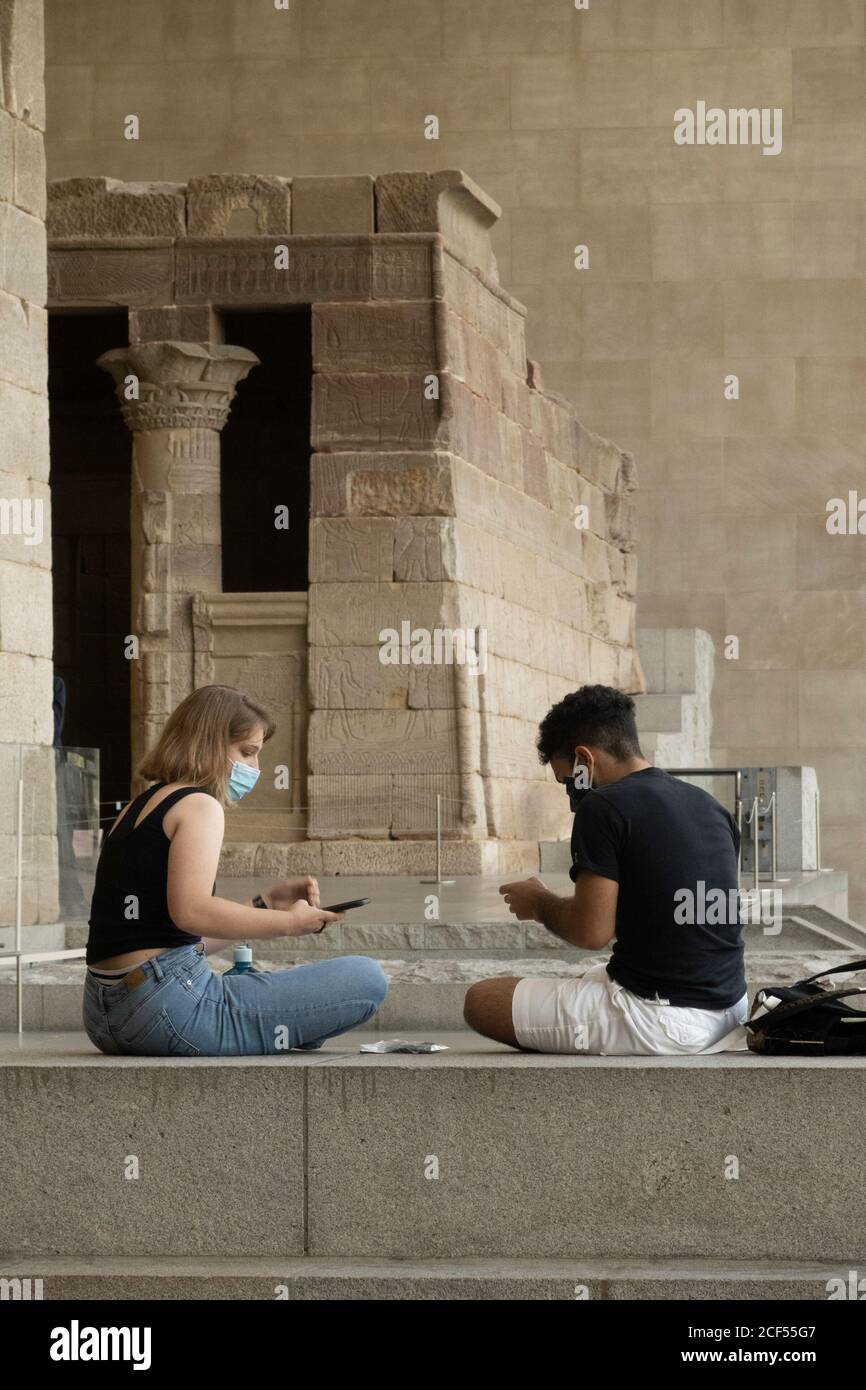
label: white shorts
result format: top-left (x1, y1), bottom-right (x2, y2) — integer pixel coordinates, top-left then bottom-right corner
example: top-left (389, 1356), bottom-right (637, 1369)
top-left (511, 961), bottom-right (749, 1055)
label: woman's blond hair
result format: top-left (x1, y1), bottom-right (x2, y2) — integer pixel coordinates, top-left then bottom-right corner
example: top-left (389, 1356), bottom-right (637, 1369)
top-left (138, 685), bottom-right (275, 809)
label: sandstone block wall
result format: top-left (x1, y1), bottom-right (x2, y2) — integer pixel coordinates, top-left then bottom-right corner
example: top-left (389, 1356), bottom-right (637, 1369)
top-left (308, 373), bottom-right (640, 841)
top-left (304, 176), bottom-right (641, 844)
top-left (0, 0), bottom-right (56, 925)
top-left (0, 0), bottom-right (49, 737)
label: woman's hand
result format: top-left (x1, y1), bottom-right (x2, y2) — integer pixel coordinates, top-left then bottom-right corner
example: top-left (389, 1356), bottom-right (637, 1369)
top-left (281, 900), bottom-right (343, 937)
top-left (265, 876), bottom-right (321, 911)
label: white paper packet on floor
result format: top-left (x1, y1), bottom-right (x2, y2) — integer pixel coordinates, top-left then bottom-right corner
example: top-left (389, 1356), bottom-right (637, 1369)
top-left (359, 1038), bottom-right (450, 1053)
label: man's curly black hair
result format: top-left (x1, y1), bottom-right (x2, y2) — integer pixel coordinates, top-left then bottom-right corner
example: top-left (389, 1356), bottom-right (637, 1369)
top-left (536, 685), bottom-right (642, 764)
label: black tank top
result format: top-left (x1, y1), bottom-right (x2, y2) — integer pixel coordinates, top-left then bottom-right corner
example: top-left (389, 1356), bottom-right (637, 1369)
top-left (86, 782), bottom-right (215, 965)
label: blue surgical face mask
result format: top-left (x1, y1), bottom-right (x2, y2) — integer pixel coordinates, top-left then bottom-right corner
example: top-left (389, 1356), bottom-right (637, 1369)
top-left (564, 756), bottom-right (593, 812)
top-left (227, 760), bottom-right (260, 802)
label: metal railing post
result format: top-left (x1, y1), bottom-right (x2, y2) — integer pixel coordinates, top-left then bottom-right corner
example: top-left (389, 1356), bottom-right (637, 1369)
top-left (435, 793), bottom-right (442, 882)
top-left (768, 790), bottom-right (777, 883)
top-left (735, 770), bottom-right (742, 891)
top-left (421, 792), bottom-right (455, 885)
top-left (16, 777), bottom-right (23, 1038)
top-left (0, 751), bottom-right (90, 1039)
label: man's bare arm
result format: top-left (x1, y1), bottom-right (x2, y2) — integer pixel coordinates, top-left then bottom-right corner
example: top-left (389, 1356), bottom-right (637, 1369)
top-left (536, 871), bottom-right (618, 949)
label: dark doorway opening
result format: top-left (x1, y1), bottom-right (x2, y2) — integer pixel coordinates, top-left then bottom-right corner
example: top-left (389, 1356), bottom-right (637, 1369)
top-left (49, 311), bottom-right (131, 816)
top-left (220, 309), bottom-right (312, 593)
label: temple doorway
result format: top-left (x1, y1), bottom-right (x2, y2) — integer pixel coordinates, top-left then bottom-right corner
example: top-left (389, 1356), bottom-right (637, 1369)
top-left (219, 308), bottom-right (313, 593)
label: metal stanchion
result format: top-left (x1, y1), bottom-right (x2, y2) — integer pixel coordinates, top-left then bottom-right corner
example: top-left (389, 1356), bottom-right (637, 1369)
top-left (735, 770), bottom-right (742, 891)
top-left (814, 787), bottom-right (831, 872)
top-left (420, 794), bottom-right (455, 886)
top-left (767, 791), bottom-right (777, 882)
top-left (16, 777), bottom-right (23, 1038)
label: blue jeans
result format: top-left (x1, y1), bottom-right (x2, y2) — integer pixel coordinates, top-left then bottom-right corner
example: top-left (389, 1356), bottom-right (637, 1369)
top-left (82, 943), bottom-right (389, 1056)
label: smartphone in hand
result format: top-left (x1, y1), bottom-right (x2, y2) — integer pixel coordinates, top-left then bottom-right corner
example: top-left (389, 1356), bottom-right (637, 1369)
top-left (315, 897), bottom-right (371, 933)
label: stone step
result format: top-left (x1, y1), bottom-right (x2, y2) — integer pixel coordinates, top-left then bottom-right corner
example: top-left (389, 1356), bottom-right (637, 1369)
top-left (0, 922), bottom-right (66, 953)
top-left (0, 1255), bottom-right (853, 1301)
top-left (794, 903), bottom-right (866, 944)
top-left (1, 1031), bottom-right (863, 1263)
top-left (3, 951), bottom-right (865, 1032)
top-left (61, 903), bottom-right (866, 960)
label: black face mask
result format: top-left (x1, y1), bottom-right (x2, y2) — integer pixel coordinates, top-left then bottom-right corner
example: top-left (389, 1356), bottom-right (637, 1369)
top-left (564, 776), bottom-right (592, 813)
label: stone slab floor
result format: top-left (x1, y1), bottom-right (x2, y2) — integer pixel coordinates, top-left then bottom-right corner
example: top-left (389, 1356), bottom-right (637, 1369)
top-left (217, 873), bottom-right (577, 922)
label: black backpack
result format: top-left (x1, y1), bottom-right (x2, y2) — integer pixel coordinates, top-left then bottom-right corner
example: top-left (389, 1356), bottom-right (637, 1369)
top-left (746, 959), bottom-right (866, 1055)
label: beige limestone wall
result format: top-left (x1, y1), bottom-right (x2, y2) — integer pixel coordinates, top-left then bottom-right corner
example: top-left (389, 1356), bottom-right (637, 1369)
top-left (43, 0), bottom-right (866, 908)
top-left (0, 0), bottom-right (57, 925)
top-left (1, 0), bottom-right (49, 737)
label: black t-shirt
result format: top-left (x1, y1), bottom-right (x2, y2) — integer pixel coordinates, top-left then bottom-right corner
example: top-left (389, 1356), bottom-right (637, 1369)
top-left (569, 767), bottom-right (746, 1008)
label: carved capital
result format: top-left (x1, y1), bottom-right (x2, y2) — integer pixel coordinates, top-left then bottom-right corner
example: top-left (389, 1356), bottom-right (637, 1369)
top-left (96, 341), bottom-right (259, 432)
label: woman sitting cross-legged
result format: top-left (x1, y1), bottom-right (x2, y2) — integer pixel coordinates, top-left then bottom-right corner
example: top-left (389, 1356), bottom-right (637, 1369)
top-left (83, 684), bottom-right (388, 1056)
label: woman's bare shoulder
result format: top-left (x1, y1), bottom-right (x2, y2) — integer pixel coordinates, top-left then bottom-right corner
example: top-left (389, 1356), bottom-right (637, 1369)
top-left (163, 787), bottom-right (224, 833)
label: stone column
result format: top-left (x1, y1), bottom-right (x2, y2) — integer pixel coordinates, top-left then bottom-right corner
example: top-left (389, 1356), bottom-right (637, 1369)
top-left (96, 341), bottom-right (258, 784)
top-left (0, 0), bottom-right (58, 929)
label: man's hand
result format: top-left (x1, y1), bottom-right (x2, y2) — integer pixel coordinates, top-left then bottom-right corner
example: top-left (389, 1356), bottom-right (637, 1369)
top-left (265, 876), bottom-right (320, 911)
top-left (499, 876), bottom-right (548, 922)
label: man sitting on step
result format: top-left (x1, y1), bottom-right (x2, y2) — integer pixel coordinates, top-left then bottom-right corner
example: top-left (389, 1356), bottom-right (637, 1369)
top-left (463, 685), bottom-right (749, 1054)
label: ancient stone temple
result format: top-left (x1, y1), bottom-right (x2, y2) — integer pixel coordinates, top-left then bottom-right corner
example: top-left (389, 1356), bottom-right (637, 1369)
top-left (46, 170), bottom-right (642, 876)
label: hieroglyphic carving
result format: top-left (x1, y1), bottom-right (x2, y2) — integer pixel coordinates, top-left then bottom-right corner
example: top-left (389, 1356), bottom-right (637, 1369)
top-left (187, 175), bottom-right (292, 238)
top-left (312, 373), bottom-right (443, 449)
top-left (313, 302), bottom-right (437, 371)
top-left (175, 240), bottom-right (372, 302)
top-left (307, 772), bottom-right (393, 836)
top-left (310, 452), bottom-right (456, 519)
top-left (311, 646), bottom-right (406, 710)
top-left (191, 593), bottom-right (216, 689)
top-left (138, 489), bottom-right (171, 544)
top-left (47, 247), bottom-right (174, 306)
top-left (308, 709), bottom-right (460, 775)
top-left (374, 171), bottom-right (500, 281)
top-left (371, 240), bottom-right (434, 299)
top-left (47, 178), bottom-right (186, 239)
top-left (164, 429), bottom-right (220, 494)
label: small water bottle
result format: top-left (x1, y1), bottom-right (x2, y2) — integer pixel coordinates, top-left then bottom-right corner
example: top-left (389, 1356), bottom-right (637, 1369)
top-left (225, 943), bottom-right (254, 976)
